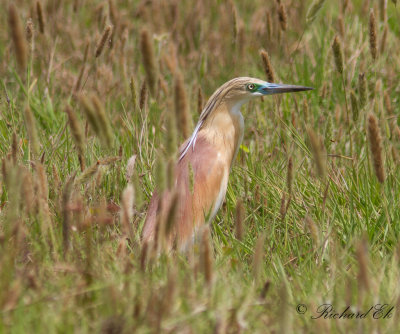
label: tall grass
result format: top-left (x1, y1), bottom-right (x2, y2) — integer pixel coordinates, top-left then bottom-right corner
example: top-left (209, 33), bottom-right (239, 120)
top-left (1, 0), bottom-right (400, 332)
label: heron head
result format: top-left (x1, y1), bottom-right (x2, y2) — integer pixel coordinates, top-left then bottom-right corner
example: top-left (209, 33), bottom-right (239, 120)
top-left (222, 77), bottom-right (313, 104)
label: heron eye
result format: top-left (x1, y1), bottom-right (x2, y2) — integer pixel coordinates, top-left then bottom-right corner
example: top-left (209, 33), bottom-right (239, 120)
top-left (247, 84), bottom-right (256, 91)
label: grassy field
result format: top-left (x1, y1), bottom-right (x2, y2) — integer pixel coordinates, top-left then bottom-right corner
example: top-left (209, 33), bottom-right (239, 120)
top-left (1, 0), bottom-right (400, 332)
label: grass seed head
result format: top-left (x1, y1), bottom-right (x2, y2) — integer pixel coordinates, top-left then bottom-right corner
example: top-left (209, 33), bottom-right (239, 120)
top-left (265, 11), bottom-right (273, 40)
top-left (26, 18), bottom-right (34, 44)
top-left (24, 106), bottom-right (40, 157)
top-left (286, 156), bottom-right (293, 194)
top-left (384, 91), bottom-right (392, 115)
top-left (197, 86), bottom-right (203, 115)
top-left (369, 9), bottom-right (378, 61)
top-left (165, 190), bottom-right (179, 239)
top-left (234, 199), bottom-right (245, 241)
top-left (36, 1), bottom-right (45, 34)
top-left (356, 238), bottom-right (370, 290)
top-left (277, 3), bottom-right (287, 31)
top-left (306, 0), bottom-right (326, 23)
top-left (350, 90), bottom-right (359, 122)
top-left (139, 81), bottom-right (148, 112)
top-left (305, 215), bottom-right (319, 246)
top-left (380, 24), bottom-right (388, 54)
top-left (252, 232), bottom-right (266, 281)
top-left (165, 107), bottom-right (177, 157)
top-left (125, 155), bottom-right (137, 183)
top-left (130, 77), bottom-right (137, 111)
top-left (65, 105), bottom-right (84, 158)
top-left (332, 35), bottom-right (343, 74)
top-left (201, 227), bottom-right (213, 285)
top-left (121, 184), bottom-right (135, 238)
top-left (95, 25), bottom-right (112, 58)
top-left (358, 72), bottom-right (367, 108)
top-left (90, 94), bottom-right (113, 147)
top-left (140, 29), bottom-right (158, 96)
top-left (260, 49), bottom-right (275, 82)
top-left (367, 112), bottom-right (385, 183)
top-left (307, 128), bottom-right (327, 179)
top-left (174, 71), bottom-right (190, 139)
top-left (9, 4), bottom-right (27, 71)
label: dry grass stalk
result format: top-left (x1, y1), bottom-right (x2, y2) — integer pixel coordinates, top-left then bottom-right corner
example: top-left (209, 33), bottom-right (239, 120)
top-left (9, 4), bottom-right (27, 71)
top-left (332, 35), bottom-right (343, 74)
top-left (234, 199), bottom-right (245, 241)
top-left (36, 1), bottom-right (45, 34)
top-left (260, 49), bottom-right (275, 82)
top-left (307, 128), bottom-right (327, 178)
top-left (174, 72), bottom-right (190, 139)
top-left (252, 232), bottom-right (266, 281)
top-left (287, 156), bottom-right (293, 194)
top-left (65, 105), bottom-right (84, 159)
top-left (140, 29), bottom-right (157, 95)
top-left (95, 25), bottom-right (112, 58)
top-left (277, 3), bottom-right (287, 31)
top-left (367, 113), bottom-right (385, 183)
top-left (24, 106), bottom-right (40, 157)
top-left (358, 73), bottom-right (367, 109)
top-left (121, 184), bottom-right (135, 240)
top-left (306, 0), bottom-right (326, 23)
top-left (369, 9), bottom-right (378, 61)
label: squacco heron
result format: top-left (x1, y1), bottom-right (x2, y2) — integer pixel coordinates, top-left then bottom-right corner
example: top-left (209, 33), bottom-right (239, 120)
top-left (143, 77), bottom-right (312, 249)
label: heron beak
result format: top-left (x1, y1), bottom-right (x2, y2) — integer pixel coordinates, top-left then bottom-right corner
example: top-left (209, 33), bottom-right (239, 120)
top-left (259, 83), bottom-right (313, 95)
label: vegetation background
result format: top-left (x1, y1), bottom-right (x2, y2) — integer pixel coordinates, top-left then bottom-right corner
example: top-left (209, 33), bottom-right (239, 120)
top-left (1, 0), bottom-right (400, 332)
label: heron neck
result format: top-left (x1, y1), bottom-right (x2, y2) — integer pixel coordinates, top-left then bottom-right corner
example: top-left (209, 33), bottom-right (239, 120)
top-left (201, 100), bottom-right (245, 167)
